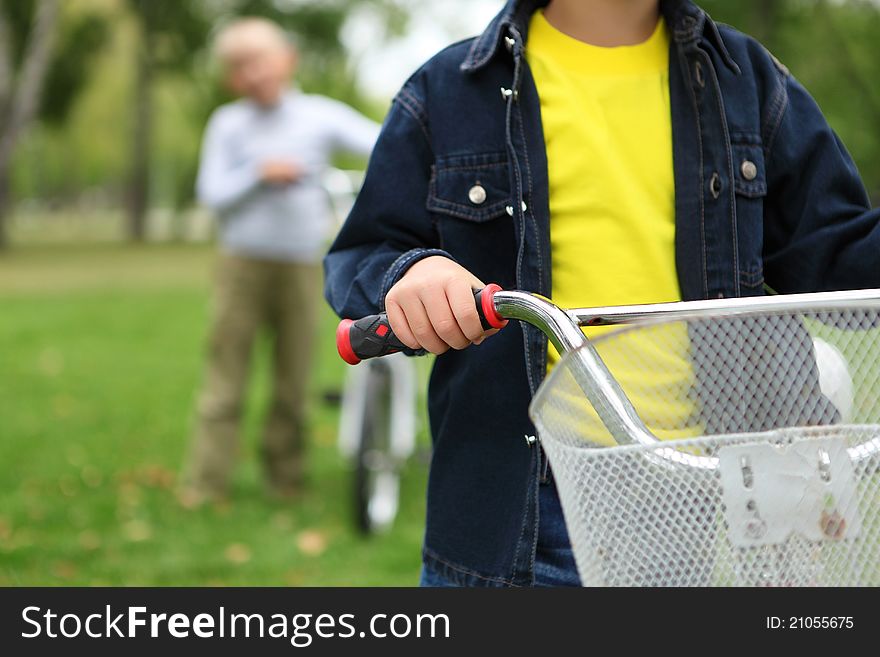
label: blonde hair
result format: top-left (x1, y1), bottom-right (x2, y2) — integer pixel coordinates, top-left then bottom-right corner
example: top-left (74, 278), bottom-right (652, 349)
top-left (213, 17), bottom-right (292, 61)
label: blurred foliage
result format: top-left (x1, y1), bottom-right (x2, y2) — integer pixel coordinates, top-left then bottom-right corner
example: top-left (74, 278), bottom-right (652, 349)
top-left (701, 0), bottom-right (880, 197)
top-left (11, 0), bottom-right (409, 224)
top-left (0, 0), bottom-right (41, 64)
top-left (39, 10), bottom-right (109, 125)
top-left (126, 0), bottom-right (208, 71)
top-left (1, 0), bottom-right (109, 126)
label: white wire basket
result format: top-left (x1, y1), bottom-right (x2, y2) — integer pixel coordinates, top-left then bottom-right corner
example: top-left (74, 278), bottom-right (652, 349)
top-left (531, 307), bottom-right (880, 586)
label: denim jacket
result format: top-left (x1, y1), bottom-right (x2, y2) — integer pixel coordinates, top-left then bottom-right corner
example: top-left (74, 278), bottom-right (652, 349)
top-left (324, 0), bottom-right (880, 586)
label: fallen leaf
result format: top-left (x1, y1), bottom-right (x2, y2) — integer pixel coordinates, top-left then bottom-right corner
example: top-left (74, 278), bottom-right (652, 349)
top-left (224, 543), bottom-right (252, 564)
top-left (79, 530), bottom-right (101, 551)
top-left (53, 561), bottom-right (77, 580)
top-left (296, 529), bottom-right (327, 557)
top-left (118, 482), bottom-right (142, 507)
top-left (9, 528), bottom-right (33, 550)
top-left (284, 570), bottom-right (305, 586)
top-left (27, 505), bottom-right (45, 521)
top-left (21, 479), bottom-right (42, 497)
top-left (58, 475), bottom-right (78, 497)
top-left (123, 520), bottom-right (152, 542)
top-left (139, 464), bottom-right (176, 490)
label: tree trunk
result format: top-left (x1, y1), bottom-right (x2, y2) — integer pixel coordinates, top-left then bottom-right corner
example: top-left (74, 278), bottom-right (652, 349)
top-left (0, 167), bottom-right (11, 249)
top-left (127, 27), bottom-right (153, 242)
top-left (0, 0), bottom-right (60, 250)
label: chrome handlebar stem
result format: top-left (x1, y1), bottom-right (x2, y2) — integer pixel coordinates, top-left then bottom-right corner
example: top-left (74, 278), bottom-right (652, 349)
top-left (494, 289), bottom-right (880, 469)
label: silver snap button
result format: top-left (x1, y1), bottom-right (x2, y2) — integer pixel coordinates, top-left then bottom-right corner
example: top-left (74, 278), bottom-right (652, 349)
top-left (741, 160), bottom-right (758, 181)
top-left (504, 35), bottom-right (516, 52)
top-left (468, 184), bottom-right (487, 205)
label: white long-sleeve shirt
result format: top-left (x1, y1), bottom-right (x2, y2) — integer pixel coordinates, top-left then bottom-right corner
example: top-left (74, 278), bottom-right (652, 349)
top-left (196, 89), bottom-right (380, 262)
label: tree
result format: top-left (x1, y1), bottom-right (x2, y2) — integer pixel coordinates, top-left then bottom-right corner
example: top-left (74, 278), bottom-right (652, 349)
top-left (0, 0), bottom-right (59, 249)
top-left (125, 0), bottom-right (210, 242)
top-left (0, 0), bottom-right (108, 249)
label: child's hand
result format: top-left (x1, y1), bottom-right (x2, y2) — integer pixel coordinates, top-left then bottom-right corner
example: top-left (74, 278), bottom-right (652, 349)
top-left (385, 256), bottom-right (499, 355)
top-left (260, 160), bottom-right (302, 185)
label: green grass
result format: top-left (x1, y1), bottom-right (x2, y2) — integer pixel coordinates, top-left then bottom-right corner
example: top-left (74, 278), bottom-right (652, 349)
top-left (0, 243), bottom-right (429, 586)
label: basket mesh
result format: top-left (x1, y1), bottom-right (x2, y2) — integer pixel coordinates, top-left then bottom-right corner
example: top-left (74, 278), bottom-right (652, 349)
top-left (530, 307), bottom-right (880, 586)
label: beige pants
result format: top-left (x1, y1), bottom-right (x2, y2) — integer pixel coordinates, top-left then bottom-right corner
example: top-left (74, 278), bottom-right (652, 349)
top-left (183, 253), bottom-right (321, 499)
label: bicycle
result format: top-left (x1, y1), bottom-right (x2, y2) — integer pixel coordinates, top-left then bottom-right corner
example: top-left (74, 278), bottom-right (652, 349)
top-left (324, 168), bottom-right (422, 534)
top-left (337, 285), bottom-right (880, 586)
top-left (336, 351), bottom-right (418, 533)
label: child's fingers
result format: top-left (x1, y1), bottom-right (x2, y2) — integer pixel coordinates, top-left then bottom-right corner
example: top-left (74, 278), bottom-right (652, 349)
top-left (406, 297), bottom-right (449, 354)
top-left (385, 297), bottom-right (420, 350)
top-left (423, 288), bottom-right (470, 350)
top-left (386, 257), bottom-right (500, 354)
top-left (448, 278), bottom-right (484, 343)
top-left (472, 328), bottom-right (499, 346)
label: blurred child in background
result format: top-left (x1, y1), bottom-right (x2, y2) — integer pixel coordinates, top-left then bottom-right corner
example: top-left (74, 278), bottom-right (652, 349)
top-left (181, 17), bottom-right (380, 506)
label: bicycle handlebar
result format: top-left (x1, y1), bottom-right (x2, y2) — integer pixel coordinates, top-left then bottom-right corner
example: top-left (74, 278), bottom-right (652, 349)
top-left (335, 284), bottom-right (507, 365)
top-left (336, 285), bottom-right (880, 467)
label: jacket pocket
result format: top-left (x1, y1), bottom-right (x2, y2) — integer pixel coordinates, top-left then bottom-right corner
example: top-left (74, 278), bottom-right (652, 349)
top-left (427, 152), bottom-right (512, 222)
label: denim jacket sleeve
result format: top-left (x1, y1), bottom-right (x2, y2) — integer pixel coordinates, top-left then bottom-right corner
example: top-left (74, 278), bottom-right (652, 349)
top-left (763, 72), bottom-right (880, 293)
top-left (323, 80), bottom-right (453, 320)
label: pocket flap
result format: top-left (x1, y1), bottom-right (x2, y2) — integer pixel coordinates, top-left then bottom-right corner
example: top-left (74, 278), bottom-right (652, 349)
top-left (732, 142), bottom-right (767, 198)
top-left (427, 152), bottom-right (512, 222)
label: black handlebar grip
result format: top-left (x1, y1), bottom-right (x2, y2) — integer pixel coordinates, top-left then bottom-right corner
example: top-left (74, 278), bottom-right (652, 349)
top-left (335, 314), bottom-right (412, 365)
top-left (336, 283), bottom-right (506, 364)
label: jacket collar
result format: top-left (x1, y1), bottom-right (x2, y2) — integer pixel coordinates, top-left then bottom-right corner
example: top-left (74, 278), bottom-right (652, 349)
top-left (460, 0), bottom-right (740, 74)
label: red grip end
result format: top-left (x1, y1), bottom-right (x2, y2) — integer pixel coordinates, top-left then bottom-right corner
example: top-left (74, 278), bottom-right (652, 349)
top-left (336, 318), bottom-right (361, 365)
top-left (481, 283), bottom-right (507, 329)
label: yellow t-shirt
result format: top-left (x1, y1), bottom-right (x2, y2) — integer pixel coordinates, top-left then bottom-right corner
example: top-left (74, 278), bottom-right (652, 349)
top-left (527, 12), bottom-right (700, 442)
